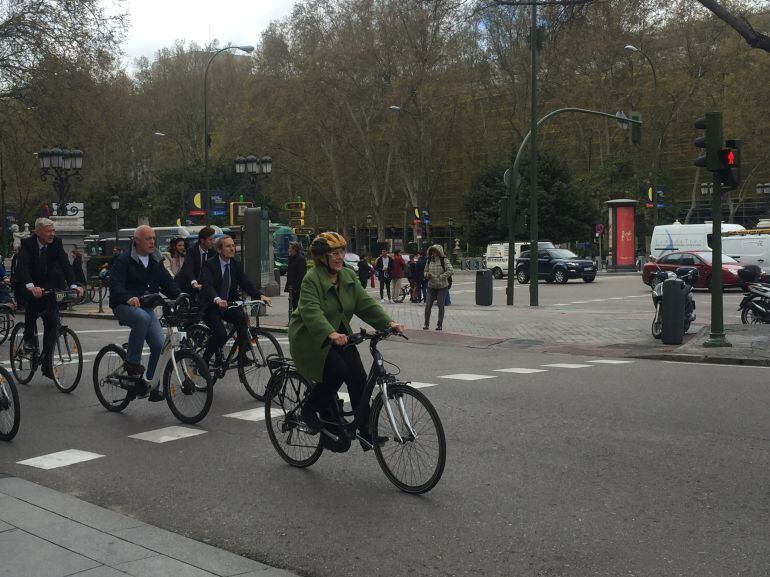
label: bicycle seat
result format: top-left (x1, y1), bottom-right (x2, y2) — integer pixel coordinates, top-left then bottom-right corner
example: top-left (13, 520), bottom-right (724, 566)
top-left (266, 355), bottom-right (294, 372)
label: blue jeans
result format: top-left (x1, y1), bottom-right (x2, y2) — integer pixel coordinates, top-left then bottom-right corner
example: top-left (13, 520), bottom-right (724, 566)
top-left (113, 305), bottom-right (165, 381)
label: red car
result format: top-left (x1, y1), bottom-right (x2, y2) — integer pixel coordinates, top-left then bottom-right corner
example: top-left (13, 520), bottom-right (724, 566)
top-left (642, 250), bottom-right (744, 289)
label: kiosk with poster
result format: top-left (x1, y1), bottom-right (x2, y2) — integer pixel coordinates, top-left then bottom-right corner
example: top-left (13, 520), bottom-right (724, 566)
top-left (605, 199), bottom-right (638, 272)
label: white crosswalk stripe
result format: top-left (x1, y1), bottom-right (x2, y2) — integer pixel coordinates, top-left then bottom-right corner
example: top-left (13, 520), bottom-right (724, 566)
top-left (128, 426), bottom-right (206, 443)
top-left (494, 368), bottom-right (548, 374)
top-left (17, 449), bottom-right (105, 470)
top-left (541, 363), bottom-right (594, 369)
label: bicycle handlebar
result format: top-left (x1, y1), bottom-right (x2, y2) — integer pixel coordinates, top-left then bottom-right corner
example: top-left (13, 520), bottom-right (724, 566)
top-left (139, 292), bottom-right (191, 310)
top-left (226, 299), bottom-right (268, 311)
top-left (338, 327), bottom-right (407, 349)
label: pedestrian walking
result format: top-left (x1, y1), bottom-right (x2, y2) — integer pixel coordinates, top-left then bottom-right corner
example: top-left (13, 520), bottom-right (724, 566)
top-left (284, 241), bottom-right (306, 312)
top-left (423, 244), bottom-right (453, 331)
top-left (416, 250), bottom-right (427, 303)
top-left (357, 254), bottom-right (372, 289)
top-left (407, 254), bottom-right (419, 302)
top-left (162, 237), bottom-right (186, 277)
top-left (374, 248), bottom-right (393, 303)
top-left (391, 249), bottom-right (406, 303)
top-left (71, 249), bottom-right (87, 284)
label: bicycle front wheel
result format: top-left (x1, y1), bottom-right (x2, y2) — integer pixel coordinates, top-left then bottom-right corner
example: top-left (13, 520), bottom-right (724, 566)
top-left (10, 323), bottom-right (35, 384)
top-left (163, 351), bottom-right (212, 424)
top-left (51, 327), bottom-right (83, 393)
top-left (370, 384), bottom-right (446, 494)
top-left (238, 329), bottom-right (282, 401)
top-left (93, 344), bottom-right (131, 412)
top-left (265, 370), bottom-right (323, 467)
top-left (0, 367), bottom-right (20, 441)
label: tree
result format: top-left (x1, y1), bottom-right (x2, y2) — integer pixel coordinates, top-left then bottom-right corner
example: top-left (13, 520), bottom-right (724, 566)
top-left (695, 0), bottom-right (770, 53)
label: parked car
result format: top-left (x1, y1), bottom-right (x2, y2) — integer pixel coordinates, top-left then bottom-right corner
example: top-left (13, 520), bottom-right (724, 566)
top-left (515, 247), bottom-right (596, 284)
top-left (641, 250), bottom-right (744, 289)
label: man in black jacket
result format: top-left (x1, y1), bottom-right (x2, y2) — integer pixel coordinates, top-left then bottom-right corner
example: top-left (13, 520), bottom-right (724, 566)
top-left (110, 225), bottom-right (180, 400)
top-left (174, 226), bottom-right (216, 294)
top-left (284, 241), bottom-right (306, 312)
top-left (199, 235), bottom-right (272, 365)
top-left (15, 218), bottom-right (83, 378)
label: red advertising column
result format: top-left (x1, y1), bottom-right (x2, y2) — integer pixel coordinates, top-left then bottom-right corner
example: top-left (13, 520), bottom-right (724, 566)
top-left (604, 199), bottom-right (638, 272)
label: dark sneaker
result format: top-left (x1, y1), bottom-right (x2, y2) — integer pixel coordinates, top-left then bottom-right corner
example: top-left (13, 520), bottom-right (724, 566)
top-left (300, 403), bottom-right (322, 434)
top-left (358, 431), bottom-right (388, 452)
top-left (124, 361), bottom-right (145, 378)
top-left (147, 387), bottom-right (164, 402)
top-left (22, 340), bottom-right (37, 353)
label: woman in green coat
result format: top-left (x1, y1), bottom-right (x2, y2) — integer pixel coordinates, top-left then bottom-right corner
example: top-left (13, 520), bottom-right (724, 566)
top-left (288, 232), bottom-right (405, 449)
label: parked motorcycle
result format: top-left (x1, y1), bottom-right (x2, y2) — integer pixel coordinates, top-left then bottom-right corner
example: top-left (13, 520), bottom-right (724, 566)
top-left (650, 266), bottom-right (697, 339)
top-left (737, 266), bottom-right (770, 324)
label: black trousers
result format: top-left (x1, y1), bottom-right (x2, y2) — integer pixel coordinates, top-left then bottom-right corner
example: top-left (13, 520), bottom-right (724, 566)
top-left (379, 277), bottom-right (391, 300)
top-left (310, 345), bottom-right (371, 432)
top-left (23, 294), bottom-right (59, 366)
top-left (202, 305), bottom-right (250, 362)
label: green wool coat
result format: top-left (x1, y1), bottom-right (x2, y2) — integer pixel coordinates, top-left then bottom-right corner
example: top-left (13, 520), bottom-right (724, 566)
top-left (288, 265), bottom-right (393, 382)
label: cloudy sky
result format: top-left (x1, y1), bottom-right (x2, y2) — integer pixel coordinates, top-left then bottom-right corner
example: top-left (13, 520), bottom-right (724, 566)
top-left (117, 0), bottom-right (298, 67)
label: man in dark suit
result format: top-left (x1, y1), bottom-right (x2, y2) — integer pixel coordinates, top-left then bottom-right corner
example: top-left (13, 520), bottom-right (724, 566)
top-left (15, 218), bottom-right (83, 377)
top-left (174, 226), bottom-right (216, 294)
top-left (198, 235), bottom-right (272, 365)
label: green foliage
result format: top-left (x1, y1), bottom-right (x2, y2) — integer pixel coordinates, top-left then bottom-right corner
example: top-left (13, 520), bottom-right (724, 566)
top-left (463, 165), bottom-right (509, 249)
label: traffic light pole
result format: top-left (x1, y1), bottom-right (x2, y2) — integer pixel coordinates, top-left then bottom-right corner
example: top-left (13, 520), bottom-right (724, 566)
top-left (704, 174), bottom-right (731, 348)
top-left (505, 107), bottom-right (642, 305)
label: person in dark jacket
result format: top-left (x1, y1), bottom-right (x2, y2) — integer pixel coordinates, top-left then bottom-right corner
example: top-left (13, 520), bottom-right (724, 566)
top-left (199, 236), bottom-right (272, 365)
top-left (357, 254), bottom-right (372, 288)
top-left (71, 249), bottom-right (87, 284)
top-left (374, 248), bottom-right (393, 303)
top-left (415, 251), bottom-right (427, 303)
top-left (109, 225), bottom-right (180, 400)
top-left (174, 226), bottom-right (216, 294)
top-left (284, 241), bottom-right (306, 312)
top-left (15, 218), bottom-right (82, 378)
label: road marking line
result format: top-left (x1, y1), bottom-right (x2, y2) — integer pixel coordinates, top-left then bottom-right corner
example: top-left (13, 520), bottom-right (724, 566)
top-left (75, 329), bottom-right (131, 334)
top-left (494, 368), bottom-right (548, 374)
top-left (663, 360), bottom-right (770, 369)
top-left (18, 449), bottom-right (105, 470)
top-left (224, 408), bottom-right (266, 422)
top-left (438, 373), bottom-right (497, 381)
top-left (541, 363), bottom-right (594, 369)
top-left (128, 426), bottom-right (206, 443)
top-left (587, 359), bottom-right (634, 364)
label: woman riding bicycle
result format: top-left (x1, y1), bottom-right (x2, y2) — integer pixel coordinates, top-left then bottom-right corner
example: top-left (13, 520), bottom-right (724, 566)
top-left (288, 232), bottom-right (404, 449)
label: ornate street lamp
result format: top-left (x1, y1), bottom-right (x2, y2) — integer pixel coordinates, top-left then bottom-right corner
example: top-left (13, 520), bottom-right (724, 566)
top-left (110, 195), bottom-right (120, 246)
top-left (38, 146), bottom-right (84, 216)
top-left (234, 154), bottom-right (272, 201)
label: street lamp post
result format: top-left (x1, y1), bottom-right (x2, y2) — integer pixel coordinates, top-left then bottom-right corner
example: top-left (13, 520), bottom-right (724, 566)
top-left (203, 44), bottom-right (254, 218)
top-left (389, 104), bottom-right (424, 249)
top-left (447, 217), bottom-right (454, 260)
top-left (234, 154), bottom-right (272, 202)
top-left (110, 195), bottom-right (120, 246)
top-left (37, 147), bottom-right (85, 216)
top-left (625, 44), bottom-right (660, 227)
top-left (366, 214), bottom-right (373, 255)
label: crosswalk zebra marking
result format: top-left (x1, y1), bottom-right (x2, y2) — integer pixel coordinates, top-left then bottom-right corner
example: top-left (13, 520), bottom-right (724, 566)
top-left (18, 449), bottom-right (105, 470)
top-left (128, 426), bottom-right (206, 443)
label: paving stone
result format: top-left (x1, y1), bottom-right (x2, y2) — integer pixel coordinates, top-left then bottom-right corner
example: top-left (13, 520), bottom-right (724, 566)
top-left (0, 477), bottom-right (145, 533)
top-left (114, 525), bottom-right (268, 576)
top-left (114, 555), bottom-right (219, 577)
top-left (68, 567), bottom-right (132, 577)
top-left (0, 528), bottom-right (100, 577)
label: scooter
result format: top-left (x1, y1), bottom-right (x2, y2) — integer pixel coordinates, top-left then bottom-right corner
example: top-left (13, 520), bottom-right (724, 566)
top-left (736, 265), bottom-right (770, 324)
top-left (650, 266), bottom-right (697, 339)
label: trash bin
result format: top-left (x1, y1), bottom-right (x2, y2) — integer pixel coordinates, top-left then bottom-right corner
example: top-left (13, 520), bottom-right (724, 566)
top-left (661, 277), bottom-right (686, 345)
top-left (476, 269), bottom-right (493, 306)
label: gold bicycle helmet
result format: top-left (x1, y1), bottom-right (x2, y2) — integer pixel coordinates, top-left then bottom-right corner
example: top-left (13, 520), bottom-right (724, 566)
top-left (310, 232), bottom-right (347, 257)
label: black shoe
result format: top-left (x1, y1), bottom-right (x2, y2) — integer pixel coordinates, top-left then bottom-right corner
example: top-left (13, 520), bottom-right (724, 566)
top-left (359, 431), bottom-right (388, 452)
top-left (300, 403), bottom-right (322, 434)
top-left (124, 361), bottom-right (145, 378)
top-left (423, 325), bottom-right (429, 330)
top-left (436, 325), bottom-right (442, 331)
top-left (22, 340), bottom-right (37, 353)
top-left (147, 387), bottom-right (165, 402)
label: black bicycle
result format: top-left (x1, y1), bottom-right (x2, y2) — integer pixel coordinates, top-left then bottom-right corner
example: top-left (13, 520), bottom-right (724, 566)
top-left (9, 289), bottom-right (83, 393)
top-left (92, 293), bottom-right (213, 424)
top-left (264, 327), bottom-right (446, 494)
top-left (0, 367), bottom-right (20, 441)
top-left (183, 299), bottom-right (282, 401)
top-left (0, 302), bottom-right (15, 344)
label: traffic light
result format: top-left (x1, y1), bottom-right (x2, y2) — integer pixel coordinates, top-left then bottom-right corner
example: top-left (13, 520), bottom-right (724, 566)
top-left (717, 139), bottom-right (741, 188)
top-left (285, 201), bottom-right (306, 211)
top-left (630, 112), bottom-right (642, 145)
top-left (694, 112), bottom-right (723, 171)
top-left (421, 209), bottom-right (430, 224)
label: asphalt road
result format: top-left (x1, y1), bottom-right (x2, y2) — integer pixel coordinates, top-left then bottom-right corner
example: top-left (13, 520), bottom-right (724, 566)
top-left (2, 279), bottom-right (768, 577)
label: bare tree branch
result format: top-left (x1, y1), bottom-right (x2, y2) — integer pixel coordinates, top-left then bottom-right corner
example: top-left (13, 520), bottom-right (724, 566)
top-left (696, 0), bottom-right (770, 53)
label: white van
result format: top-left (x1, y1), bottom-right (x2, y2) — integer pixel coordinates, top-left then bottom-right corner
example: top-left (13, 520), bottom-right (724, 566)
top-left (721, 233), bottom-right (770, 274)
top-left (484, 242), bottom-right (525, 279)
top-left (650, 222), bottom-right (745, 260)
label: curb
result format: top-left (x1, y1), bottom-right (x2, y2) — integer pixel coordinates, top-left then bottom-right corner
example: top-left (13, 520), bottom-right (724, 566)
top-left (630, 351), bottom-right (770, 367)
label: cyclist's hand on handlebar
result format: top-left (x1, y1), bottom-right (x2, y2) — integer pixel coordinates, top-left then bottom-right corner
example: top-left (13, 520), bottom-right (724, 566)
top-left (191, 281), bottom-right (202, 290)
top-left (329, 331), bottom-right (348, 347)
top-left (74, 286), bottom-right (84, 298)
top-left (127, 296), bottom-right (141, 308)
top-left (388, 321), bottom-right (406, 334)
top-left (260, 295), bottom-right (272, 307)
top-left (216, 298), bottom-right (228, 309)
top-left (27, 286), bottom-right (43, 299)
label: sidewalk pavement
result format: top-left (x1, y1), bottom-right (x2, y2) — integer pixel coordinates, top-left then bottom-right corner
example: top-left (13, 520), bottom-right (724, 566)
top-left (61, 270), bottom-right (770, 367)
top-left (0, 475), bottom-right (299, 577)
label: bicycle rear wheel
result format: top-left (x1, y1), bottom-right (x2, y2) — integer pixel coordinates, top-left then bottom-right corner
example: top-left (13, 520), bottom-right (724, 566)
top-left (51, 327), bottom-right (83, 393)
top-left (93, 344), bottom-right (132, 412)
top-left (238, 328), bottom-right (282, 401)
top-left (0, 307), bottom-right (14, 345)
top-left (10, 323), bottom-right (35, 384)
top-left (370, 384), bottom-right (446, 494)
top-left (0, 367), bottom-right (20, 441)
top-left (265, 370), bottom-right (323, 467)
top-left (163, 351), bottom-right (212, 424)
